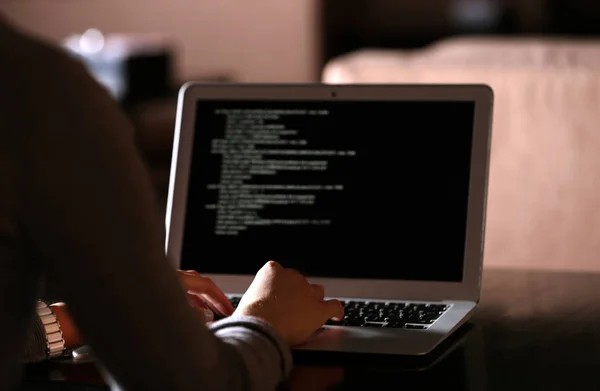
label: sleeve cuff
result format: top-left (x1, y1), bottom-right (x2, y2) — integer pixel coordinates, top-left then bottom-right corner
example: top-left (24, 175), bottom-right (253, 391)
top-left (209, 315), bottom-right (293, 378)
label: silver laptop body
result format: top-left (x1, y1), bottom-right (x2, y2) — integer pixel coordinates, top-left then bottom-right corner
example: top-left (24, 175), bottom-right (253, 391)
top-left (165, 83), bottom-right (494, 355)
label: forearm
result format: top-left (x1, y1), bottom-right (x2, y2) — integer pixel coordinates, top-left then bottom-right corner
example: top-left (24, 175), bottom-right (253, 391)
top-left (19, 48), bottom-right (290, 389)
top-left (22, 305), bottom-right (293, 391)
top-left (24, 308), bottom-right (292, 388)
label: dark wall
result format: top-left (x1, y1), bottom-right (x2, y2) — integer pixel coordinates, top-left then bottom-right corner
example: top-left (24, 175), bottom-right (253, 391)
top-left (548, 0), bottom-right (600, 34)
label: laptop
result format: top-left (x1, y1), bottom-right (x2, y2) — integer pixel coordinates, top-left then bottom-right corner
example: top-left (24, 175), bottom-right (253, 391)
top-left (165, 83), bottom-right (494, 356)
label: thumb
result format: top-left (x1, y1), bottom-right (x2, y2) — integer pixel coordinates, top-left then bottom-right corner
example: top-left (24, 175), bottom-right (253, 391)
top-left (322, 299), bottom-right (345, 321)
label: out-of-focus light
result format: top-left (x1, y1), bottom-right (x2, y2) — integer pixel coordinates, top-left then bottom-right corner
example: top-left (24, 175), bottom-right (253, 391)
top-left (450, 0), bottom-right (501, 28)
top-left (78, 28), bottom-right (105, 54)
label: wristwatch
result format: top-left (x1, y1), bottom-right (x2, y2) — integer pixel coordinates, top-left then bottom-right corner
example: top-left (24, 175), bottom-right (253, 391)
top-left (36, 300), bottom-right (70, 359)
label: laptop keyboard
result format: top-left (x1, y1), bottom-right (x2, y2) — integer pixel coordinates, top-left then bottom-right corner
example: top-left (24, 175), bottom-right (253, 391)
top-left (224, 296), bottom-right (450, 330)
top-left (327, 300), bottom-right (450, 329)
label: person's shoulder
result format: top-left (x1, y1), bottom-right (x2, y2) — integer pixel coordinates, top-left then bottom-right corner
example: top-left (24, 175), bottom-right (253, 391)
top-left (0, 19), bottom-right (109, 140)
top-left (0, 20), bottom-right (92, 98)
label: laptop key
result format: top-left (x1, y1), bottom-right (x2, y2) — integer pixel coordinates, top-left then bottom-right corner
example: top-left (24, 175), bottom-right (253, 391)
top-left (405, 324), bottom-right (428, 330)
top-left (228, 296), bottom-right (242, 308)
top-left (345, 318), bottom-right (365, 327)
top-left (383, 321), bottom-right (407, 328)
top-left (362, 322), bottom-right (385, 328)
top-left (405, 317), bottom-right (435, 324)
top-left (425, 304), bottom-right (448, 311)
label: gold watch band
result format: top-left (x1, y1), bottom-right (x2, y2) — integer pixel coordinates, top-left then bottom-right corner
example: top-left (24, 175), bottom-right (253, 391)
top-left (36, 300), bottom-right (68, 359)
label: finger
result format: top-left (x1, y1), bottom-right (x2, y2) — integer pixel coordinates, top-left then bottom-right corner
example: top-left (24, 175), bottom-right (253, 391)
top-left (201, 307), bottom-right (214, 323)
top-left (310, 284), bottom-right (325, 300)
top-left (186, 294), bottom-right (215, 323)
top-left (193, 287), bottom-right (234, 316)
top-left (197, 292), bottom-right (234, 317)
top-left (322, 299), bottom-right (345, 321)
top-left (186, 292), bottom-right (205, 309)
top-left (180, 274), bottom-right (234, 315)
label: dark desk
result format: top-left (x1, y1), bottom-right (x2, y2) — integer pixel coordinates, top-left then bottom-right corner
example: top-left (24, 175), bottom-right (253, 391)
top-left (20, 268), bottom-right (600, 390)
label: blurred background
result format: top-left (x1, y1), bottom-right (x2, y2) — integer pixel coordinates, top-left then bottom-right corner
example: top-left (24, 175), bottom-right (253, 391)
top-left (3, 0), bottom-right (600, 272)
top-left (3, 0), bottom-right (600, 83)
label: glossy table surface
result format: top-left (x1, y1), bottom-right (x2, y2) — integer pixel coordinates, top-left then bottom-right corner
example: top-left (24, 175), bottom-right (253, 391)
top-left (19, 268), bottom-right (600, 390)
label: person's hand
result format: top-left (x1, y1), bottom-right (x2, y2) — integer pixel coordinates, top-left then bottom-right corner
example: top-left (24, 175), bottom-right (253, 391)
top-left (233, 261), bottom-right (344, 346)
top-left (177, 270), bottom-right (235, 322)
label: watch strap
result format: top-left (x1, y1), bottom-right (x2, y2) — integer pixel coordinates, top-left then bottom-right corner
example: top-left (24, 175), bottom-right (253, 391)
top-left (36, 300), bottom-right (67, 359)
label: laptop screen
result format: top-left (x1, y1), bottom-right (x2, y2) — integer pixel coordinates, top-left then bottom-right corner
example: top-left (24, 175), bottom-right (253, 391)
top-left (179, 99), bottom-right (475, 282)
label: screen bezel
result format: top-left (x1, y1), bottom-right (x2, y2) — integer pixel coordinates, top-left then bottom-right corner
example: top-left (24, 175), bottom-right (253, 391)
top-left (165, 83), bottom-right (493, 302)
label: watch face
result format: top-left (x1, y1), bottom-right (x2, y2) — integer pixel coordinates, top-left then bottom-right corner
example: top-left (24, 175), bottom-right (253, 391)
top-left (53, 345), bottom-right (96, 364)
top-left (71, 345), bottom-right (95, 363)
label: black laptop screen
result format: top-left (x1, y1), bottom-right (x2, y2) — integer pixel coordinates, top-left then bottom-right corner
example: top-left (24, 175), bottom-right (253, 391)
top-left (180, 99), bottom-right (475, 282)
